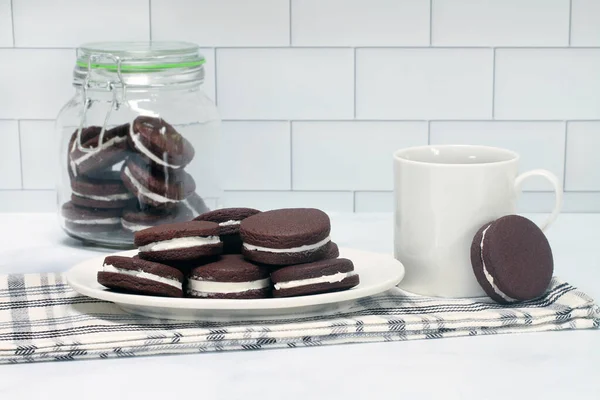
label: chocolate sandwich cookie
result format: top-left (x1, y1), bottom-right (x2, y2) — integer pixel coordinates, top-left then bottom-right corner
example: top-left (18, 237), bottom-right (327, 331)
top-left (195, 207), bottom-right (261, 254)
top-left (70, 170), bottom-right (134, 209)
top-left (128, 116), bottom-right (195, 170)
top-left (187, 255), bottom-right (271, 299)
top-left (470, 215), bottom-right (553, 304)
top-left (121, 204), bottom-right (194, 233)
top-left (68, 124), bottom-right (129, 177)
top-left (240, 208), bottom-right (333, 265)
top-left (271, 258), bottom-right (359, 298)
top-left (61, 201), bottom-right (122, 234)
top-left (260, 242), bottom-right (341, 271)
top-left (121, 156), bottom-right (196, 209)
top-left (323, 241), bottom-right (340, 260)
top-left (98, 256), bottom-right (184, 297)
top-left (135, 221), bottom-right (223, 262)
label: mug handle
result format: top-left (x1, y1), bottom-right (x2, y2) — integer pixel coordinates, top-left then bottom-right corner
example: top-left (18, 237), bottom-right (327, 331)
top-left (514, 169), bottom-right (563, 232)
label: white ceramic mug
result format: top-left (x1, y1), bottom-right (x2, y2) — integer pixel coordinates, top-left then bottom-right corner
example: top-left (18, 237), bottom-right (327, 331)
top-left (393, 145), bottom-right (562, 298)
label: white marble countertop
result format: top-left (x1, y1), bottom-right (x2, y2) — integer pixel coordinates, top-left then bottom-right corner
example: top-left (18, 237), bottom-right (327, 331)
top-left (0, 213), bottom-right (599, 400)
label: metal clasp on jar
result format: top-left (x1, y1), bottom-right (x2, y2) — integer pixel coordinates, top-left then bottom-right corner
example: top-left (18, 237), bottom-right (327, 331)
top-left (74, 53), bottom-right (127, 154)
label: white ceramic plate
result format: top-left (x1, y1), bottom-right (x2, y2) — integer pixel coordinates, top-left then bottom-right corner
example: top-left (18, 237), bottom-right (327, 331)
top-left (66, 247), bottom-right (405, 321)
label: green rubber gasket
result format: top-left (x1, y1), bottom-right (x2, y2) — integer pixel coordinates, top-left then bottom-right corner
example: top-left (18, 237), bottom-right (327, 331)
top-left (76, 59), bottom-right (205, 71)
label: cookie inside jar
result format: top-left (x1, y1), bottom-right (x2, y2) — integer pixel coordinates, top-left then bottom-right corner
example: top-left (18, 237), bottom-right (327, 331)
top-left (56, 41), bottom-right (221, 248)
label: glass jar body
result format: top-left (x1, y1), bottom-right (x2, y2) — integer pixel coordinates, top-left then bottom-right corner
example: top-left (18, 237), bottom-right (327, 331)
top-left (56, 84), bottom-right (221, 248)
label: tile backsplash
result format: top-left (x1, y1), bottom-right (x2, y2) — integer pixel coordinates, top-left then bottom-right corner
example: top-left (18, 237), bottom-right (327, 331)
top-left (1, 0), bottom-right (599, 213)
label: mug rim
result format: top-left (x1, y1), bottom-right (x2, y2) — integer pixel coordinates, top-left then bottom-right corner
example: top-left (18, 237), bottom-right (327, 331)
top-left (393, 144), bottom-right (520, 167)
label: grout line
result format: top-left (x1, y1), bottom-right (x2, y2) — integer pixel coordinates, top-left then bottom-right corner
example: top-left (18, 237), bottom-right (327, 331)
top-left (16, 120), bottom-right (24, 189)
top-left (0, 47), bottom-right (74, 50)
top-left (0, 118), bottom-right (55, 122)
top-left (213, 48), bottom-right (218, 106)
top-left (354, 191), bottom-right (392, 194)
top-left (4, 118), bottom-right (599, 124)
top-left (350, 46), bottom-right (600, 50)
top-left (288, 0), bottom-right (292, 46)
top-left (353, 48), bottom-right (357, 118)
top-left (419, 119), bottom-right (600, 123)
top-left (289, 121), bottom-right (293, 190)
top-left (221, 119), bottom-right (430, 123)
top-left (492, 48), bottom-right (496, 119)
top-left (429, 0), bottom-right (433, 45)
top-left (1, 45), bottom-right (600, 51)
top-left (148, 0), bottom-right (153, 41)
top-left (563, 121), bottom-right (569, 190)
top-left (225, 190), bottom-right (600, 194)
top-left (2, 188), bottom-right (600, 194)
top-left (568, 0), bottom-right (572, 46)
top-left (427, 120), bottom-right (431, 144)
top-left (0, 189), bottom-right (56, 192)
top-left (9, 0), bottom-right (15, 46)
top-left (223, 189), bottom-right (356, 193)
top-left (219, 119), bottom-right (599, 123)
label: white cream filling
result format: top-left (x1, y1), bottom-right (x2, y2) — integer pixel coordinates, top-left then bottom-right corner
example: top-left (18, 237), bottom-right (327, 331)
top-left (274, 271), bottom-right (356, 290)
top-left (129, 122), bottom-right (181, 169)
top-left (139, 236), bottom-right (220, 252)
top-left (218, 220), bottom-right (240, 227)
top-left (179, 199), bottom-right (194, 214)
top-left (123, 166), bottom-right (178, 205)
top-left (187, 277), bottom-right (270, 296)
top-left (103, 264), bottom-right (182, 289)
top-left (480, 225), bottom-right (516, 302)
top-left (71, 135), bottom-right (127, 166)
top-left (72, 191), bottom-right (134, 201)
top-left (243, 236), bottom-right (331, 254)
top-left (121, 219), bottom-right (153, 232)
top-left (67, 218), bottom-right (121, 225)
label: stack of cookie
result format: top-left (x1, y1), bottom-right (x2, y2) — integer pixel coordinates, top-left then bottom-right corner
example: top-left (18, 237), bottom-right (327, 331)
top-left (237, 208), bottom-right (359, 298)
top-left (62, 116), bottom-right (209, 239)
top-left (97, 207), bottom-right (360, 299)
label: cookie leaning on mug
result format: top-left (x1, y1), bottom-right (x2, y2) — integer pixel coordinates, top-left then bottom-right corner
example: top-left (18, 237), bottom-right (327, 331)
top-left (470, 215), bottom-right (553, 304)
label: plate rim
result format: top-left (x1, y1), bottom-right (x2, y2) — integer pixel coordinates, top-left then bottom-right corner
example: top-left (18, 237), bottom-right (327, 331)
top-left (66, 247), bottom-right (405, 311)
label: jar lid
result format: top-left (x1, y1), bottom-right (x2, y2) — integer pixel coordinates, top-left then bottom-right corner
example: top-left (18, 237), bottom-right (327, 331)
top-left (74, 41), bottom-right (205, 87)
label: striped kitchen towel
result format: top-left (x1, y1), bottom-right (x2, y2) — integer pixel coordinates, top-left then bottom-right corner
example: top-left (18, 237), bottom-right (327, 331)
top-left (1, 273), bottom-right (598, 363)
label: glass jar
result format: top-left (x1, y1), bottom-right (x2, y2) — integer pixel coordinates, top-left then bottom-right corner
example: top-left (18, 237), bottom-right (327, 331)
top-left (56, 42), bottom-right (221, 248)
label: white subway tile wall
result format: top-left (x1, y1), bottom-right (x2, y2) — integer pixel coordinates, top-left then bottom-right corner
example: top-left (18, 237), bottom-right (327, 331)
top-left (495, 49), bottom-right (600, 120)
top-left (0, 0), bottom-right (599, 213)
top-left (0, 121), bottom-right (21, 189)
top-left (292, 0), bottom-right (430, 46)
top-left (0, 0), bottom-right (12, 47)
top-left (151, 0), bottom-right (289, 47)
top-left (565, 122), bottom-right (600, 191)
top-left (221, 121), bottom-right (291, 190)
top-left (223, 191), bottom-right (354, 212)
top-left (19, 120), bottom-right (58, 190)
top-left (12, 0), bottom-right (150, 47)
top-left (0, 49), bottom-right (75, 119)
top-left (431, 0), bottom-right (570, 46)
top-left (356, 48), bottom-right (493, 119)
top-left (571, 0), bottom-right (600, 46)
top-left (217, 48), bottom-right (354, 120)
top-left (292, 121), bottom-right (427, 190)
